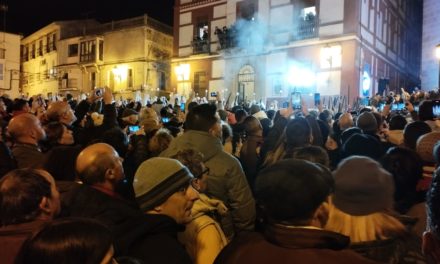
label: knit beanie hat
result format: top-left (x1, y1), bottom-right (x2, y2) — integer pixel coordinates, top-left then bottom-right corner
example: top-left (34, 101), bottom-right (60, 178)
top-left (333, 156), bottom-right (394, 216)
top-left (133, 157), bottom-right (194, 211)
top-left (356, 112), bottom-right (377, 133)
top-left (416, 132), bottom-right (440, 163)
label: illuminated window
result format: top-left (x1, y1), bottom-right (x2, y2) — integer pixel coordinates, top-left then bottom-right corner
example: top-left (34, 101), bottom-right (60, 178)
top-left (301, 6), bottom-right (316, 20)
top-left (175, 64), bottom-right (190, 81)
top-left (320, 45), bottom-right (342, 69)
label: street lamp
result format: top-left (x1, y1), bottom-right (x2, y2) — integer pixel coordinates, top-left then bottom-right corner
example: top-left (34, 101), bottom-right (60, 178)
top-left (436, 44), bottom-right (440, 89)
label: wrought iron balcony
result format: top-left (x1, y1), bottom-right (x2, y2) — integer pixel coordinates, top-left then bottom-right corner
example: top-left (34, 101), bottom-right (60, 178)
top-left (293, 17), bottom-right (318, 41)
top-left (191, 38), bottom-right (210, 54)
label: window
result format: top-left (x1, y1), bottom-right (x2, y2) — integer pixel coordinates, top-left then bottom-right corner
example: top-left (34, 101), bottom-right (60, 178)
top-left (237, 0), bottom-right (257, 21)
top-left (301, 6), bottom-right (316, 20)
top-left (158, 71), bottom-right (165, 90)
top-left (31, 43), bottom-right (36, 59)
top-left (272, 74), bottom-right (284, 96)
top-left (99, 40), bottom-right (104, 61)
top-left (194, 71), bottom-right (207, 96)
top-left (49, 68), bottom-right (57, 79)
top-left (320, 45), bottom-right (342, 69)
top-left (52, 34), bottom-right (56, 50)
top-left (80, 40), bottom-right (96, 62)
top-left (68, 44), bottom-right (78, 57)
top-left (0, 64), bottom-right (3, 80)
top-left (0, 48), bottom-right (5, 59)
top-left (23, 46), bottom-right (29, 61)
top-left (91, 72), bottom-right (96, 88)
top-left (197, 22), bottom-right (209, 40)
top-left (38, 40), bottom-right (43, 56)
top-left (128, 69), bottom-right (133, 88)
top-left (46, 35), bottom-right (51, 52)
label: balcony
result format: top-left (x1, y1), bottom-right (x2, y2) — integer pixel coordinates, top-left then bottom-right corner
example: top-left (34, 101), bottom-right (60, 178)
top-left (293, 16), bottom-right (318, 41)
top-left (191, 38), bottom-right (210, 54)
top-left (59, 78), bottom-right (78, 90)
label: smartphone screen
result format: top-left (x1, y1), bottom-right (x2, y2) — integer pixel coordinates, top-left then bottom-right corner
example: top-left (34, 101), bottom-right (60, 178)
top-left (433, 100), bottom-right (440, 118)
top-left (314, 93), bottom-right (321, 106)
top-left (210, 92), bottom-right (217, 97)
top-left (180, 103), bottom-right (185, 111)
top-left (291, 92), bottom-right (301, 109)
top-left (95, 88), bottom-right (103, 97)
top-left (128, 125), bottom-right (140, 133)
top-left (162, 117), bottom-right (170, 123)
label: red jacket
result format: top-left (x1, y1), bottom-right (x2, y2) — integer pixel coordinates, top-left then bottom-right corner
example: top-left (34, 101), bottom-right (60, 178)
top-left (0, 220), bottom-right (47, 264)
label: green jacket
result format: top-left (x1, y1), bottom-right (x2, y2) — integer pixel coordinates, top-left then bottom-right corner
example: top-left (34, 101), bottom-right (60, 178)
top-left (161, 130), bottom-right (256, 239)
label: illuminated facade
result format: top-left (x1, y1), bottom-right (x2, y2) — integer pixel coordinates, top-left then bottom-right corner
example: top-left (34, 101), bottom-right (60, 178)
top-left (421, 0), bottom-right (440, 90)
top-left (172, 0), bottom-right (422, 105)
top-left (20, 20), bottom-right (100, 97)
top-left (0, 32), bottom-right (21, 98)
top-left (21, 16), bottom-right (173, 99)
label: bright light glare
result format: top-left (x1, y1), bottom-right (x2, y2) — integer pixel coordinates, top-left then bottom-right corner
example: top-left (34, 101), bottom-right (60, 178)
top-left (112, 65), bottom-right (128, 80)
top-left (175, 64), bottom-right (190, 81)
top-left (287, 65), bottom-right (316, 88)
top-left (436, 44), bottom-right (440, 59)
top-left (362, 71), bottom-right (371, 96)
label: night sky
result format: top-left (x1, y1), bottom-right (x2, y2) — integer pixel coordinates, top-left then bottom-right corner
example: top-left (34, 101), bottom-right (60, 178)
top-left (2, 0), bottom-right (174, 36)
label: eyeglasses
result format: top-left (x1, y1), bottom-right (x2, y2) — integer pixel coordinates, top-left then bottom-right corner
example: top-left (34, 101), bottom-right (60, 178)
top-left (195, 167), bottom-right (210, 179)
top-left (179, 178), bottom-right (199, 194)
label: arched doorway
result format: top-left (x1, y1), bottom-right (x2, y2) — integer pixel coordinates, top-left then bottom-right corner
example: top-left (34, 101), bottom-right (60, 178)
top-left (237, 65), bottom-right (255, 103)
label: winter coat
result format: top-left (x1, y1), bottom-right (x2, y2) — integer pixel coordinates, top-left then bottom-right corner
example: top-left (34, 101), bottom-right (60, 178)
top-left (178, 193), bottom-right (229, 264)
top-left (215, 224), bottom-right (377, 264)
top-left (0, 220), bottom-right (47, 264)
top-left (160, 130), bottom-right (255, 240)
top-left (126, 214), bottom-right (192, 264)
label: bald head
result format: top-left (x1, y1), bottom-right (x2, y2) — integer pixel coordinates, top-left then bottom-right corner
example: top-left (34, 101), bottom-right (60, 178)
top-left (46, 101), bottom-right (76, 125)
top-left (8, 114), bottom-right (46, 144)
top-left (76, 143), bottom-right (124, 187)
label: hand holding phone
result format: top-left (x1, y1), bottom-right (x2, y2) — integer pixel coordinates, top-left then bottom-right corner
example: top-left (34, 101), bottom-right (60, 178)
top-left (94, 88), bottom-right (103, 97)
top-left (128, 125), bottom-right (140, 133)
top-left (291, 92), bottom-right (301, 110)
top-left (314, 93), bottom-right (321, 107)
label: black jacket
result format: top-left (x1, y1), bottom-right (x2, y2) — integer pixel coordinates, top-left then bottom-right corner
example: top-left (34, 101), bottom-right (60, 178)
top-left (125, 214), bottom-right (192, 264)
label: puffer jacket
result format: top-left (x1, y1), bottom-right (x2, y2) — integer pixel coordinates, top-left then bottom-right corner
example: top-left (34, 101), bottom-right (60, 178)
top-left (160, 130), bottom-right (255, 240)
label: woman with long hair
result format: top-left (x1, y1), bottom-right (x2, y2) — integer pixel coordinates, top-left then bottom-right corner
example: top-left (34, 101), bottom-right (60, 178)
top-left (263, 117), bottom-right (312, 167)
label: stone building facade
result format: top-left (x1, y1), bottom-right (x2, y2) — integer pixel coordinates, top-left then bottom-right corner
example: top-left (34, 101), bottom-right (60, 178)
top-left (171, 0), bottom-right (422, 106)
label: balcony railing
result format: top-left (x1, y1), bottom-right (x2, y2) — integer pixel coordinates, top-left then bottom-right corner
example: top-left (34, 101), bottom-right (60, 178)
top-left (293, 17), bottom-right (318, 41)
top-left (191, 38), bottom-right (210, 54)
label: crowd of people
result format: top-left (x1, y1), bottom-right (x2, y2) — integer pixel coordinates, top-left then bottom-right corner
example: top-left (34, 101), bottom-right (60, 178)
top-left (1, 87), bottom-right (440, 263)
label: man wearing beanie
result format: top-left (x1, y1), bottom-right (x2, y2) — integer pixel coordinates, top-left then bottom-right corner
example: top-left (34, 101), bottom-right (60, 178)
top-left (127, 157), bottom-right (199, 263)
top-left (215, 159), bottom-right (374, 264)
top-left (161, 104), bottom-right (255, 240)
